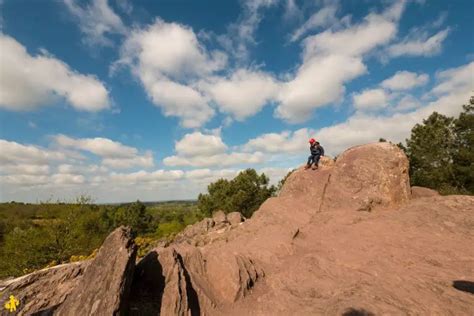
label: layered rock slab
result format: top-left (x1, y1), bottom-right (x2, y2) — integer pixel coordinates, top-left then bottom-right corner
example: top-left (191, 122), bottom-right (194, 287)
top-left (0, 262), bottom-right (88, 315)
top-left (55, 226), bottom-right (137, 316)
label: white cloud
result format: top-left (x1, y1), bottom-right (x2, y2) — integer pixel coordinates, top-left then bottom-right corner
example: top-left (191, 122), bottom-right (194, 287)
top-left (243, 128), bottom-right (315, 154)
top-left (0, 164), bottom-right (50, 175)
top-left (0, 175), bottom-right (50, 186)
top-left (51, 173), bottom-right (86, 185)
top-left (0, 34), bottom-right (110, 111)
top-left (316, 61), bottom-right (473, 155)
top-left (163, 131), bottom-right (264, 167)
top-left (57, 164), bottom-right (108, 174)
top-left (117, 19), bottom-right (226, 127)
top-left (175, 132), bottom-right (227, 156)
top-left (164, 152), bottom-right (264, 168)
top-left (0, 139), bottom-right (66, 165)
top-left (202, 69), bottom-right (279, 120)
top-left (353, 88), bottom-right (389, 110)
top-left (54, 135), bottom-right (154, 168)
top-left (387, 28), bottom-right (450, 58)
top-left (109, 169), bottom-right (184, 184)
top-left (185, 168), bottom-right (238, 181)
top-left (290, 4), bottom-right (339, 42)
top-left (394, 95), bottom-right (422, 111)
top-left (381, 71), bottom-right (429, 90)
top-left (55, 135), bottom-right (137, 158)
top-left (301, 10), bottom-right (399, 58)
top-left (143, 79), bottom-right (214, 128)
top-left (102, 152), bottom-right (154, 169)
top-left (276, 55), bottom-right (367, 121)
top-left (431, 61), bottom-right (474, 96)
top-left (275, 2), bottom-right (403, 122)
top-left (63, 0), bottom-right (126, 46)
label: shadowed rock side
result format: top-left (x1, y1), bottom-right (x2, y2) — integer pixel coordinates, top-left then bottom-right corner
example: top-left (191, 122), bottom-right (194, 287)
top-left (3, 143), bottom-right (473, 315)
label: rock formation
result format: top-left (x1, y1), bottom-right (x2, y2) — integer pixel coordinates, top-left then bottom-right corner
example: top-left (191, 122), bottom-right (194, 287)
top-left (2, 142), bottom-right (473, 315)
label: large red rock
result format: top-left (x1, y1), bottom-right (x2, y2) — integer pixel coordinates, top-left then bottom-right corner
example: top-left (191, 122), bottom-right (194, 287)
top-left (0, 262), bottom-right (88, 315)
top-left (322, 142), bottom-right (411, 212)
top-left (54, 226), bottom-right (137, 315)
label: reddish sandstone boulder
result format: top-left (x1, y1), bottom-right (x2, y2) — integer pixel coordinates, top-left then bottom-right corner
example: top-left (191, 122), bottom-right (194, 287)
top-left (55, 226), bottom-right (137, 316)
top-left (411, 186), bottom-right (440, 199)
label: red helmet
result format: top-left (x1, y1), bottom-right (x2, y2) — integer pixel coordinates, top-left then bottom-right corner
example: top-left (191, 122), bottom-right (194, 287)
top-left (309, 138), bottom-right (316, 144)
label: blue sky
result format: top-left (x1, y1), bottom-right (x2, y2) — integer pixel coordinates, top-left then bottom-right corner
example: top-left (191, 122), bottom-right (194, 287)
top-left (0, 0), bottom-right (473, 202)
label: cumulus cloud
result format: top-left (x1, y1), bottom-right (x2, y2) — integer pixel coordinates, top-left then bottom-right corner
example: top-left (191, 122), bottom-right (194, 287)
top-left (430, 61), bottom-right (474, 96)
top-left (275, 2), bottom-right (404, 122)
top-left (387, 27), bottom-right (450, 58)
top-left (353, 88), bottom-right (389, 110)
top-left (0, 164), bottom-right (50, 176)
top-left (243, 128), bottom-right (315, 154)
top-left (394, 95), bottom-right (422, 111)
top-left (163, 131), bottom-right (264, 167)
top-left (381, 71), bottom-right (429, 90)
top-left (63, 0), bottom-right (126, 46)
top-left (0, 139), bottom-right (66, 166)
top-left (276, 55), bottom-right (366, 121)
top-left (117, 19), bottom-right (227, 127)
top-left (0, 34), bottom-right (110, 111)
top-left (202, 69), bottom-right (279, 120)
top-left (54, 135), bottom-right (154, 168)
top-left (174, 132), bottom-right (227, 156)
top-left (164, 152), bottom-right (264, 168)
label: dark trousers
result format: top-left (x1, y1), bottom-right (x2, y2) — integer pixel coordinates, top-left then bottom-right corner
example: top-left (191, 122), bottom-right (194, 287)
top-left (307, 154), bottom-right (321, 166)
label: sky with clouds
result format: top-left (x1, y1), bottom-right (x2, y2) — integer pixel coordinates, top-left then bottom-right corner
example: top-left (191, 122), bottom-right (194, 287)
top-left (0, 0), bottom-right (473, 203)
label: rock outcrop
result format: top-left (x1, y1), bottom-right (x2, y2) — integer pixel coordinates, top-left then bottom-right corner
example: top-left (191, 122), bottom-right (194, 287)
top-left (4, 142), bottom-right (473, 315)
top-left (173, 211), bottom-right (245, 247)
top-left (55, 226), bottom-right (137, 315)
top-left (0, 262), bottom-right (88, 315)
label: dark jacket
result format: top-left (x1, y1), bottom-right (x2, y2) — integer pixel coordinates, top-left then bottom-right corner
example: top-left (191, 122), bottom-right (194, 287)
top-left (310, 144), bottom-right (324, 156)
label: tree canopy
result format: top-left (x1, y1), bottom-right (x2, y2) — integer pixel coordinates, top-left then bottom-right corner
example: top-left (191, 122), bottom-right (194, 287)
top-left (197, 169), bottom-right (276, 218)
top-left (404, 97), bottom-right (473, 194)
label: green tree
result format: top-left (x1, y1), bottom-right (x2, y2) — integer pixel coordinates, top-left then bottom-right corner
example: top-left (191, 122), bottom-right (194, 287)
top-left (197, 169), bottom-right (276, 218)
top-left (404, 98), bottom-right (473, 194)
top-left (405, 112), bottom-right (456, 192)
top-left (113, 201), bottom-right (152, 234)
top-left (452, 98), bottom-right (474, 193)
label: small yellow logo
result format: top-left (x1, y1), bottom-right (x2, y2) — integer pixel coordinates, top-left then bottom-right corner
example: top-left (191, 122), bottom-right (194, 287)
top-left (4, 295), bottom-right (20, 313)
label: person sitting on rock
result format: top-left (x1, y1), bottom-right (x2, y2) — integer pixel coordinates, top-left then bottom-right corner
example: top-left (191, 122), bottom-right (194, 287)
top-left (305, 138), bottom-right (324, 170)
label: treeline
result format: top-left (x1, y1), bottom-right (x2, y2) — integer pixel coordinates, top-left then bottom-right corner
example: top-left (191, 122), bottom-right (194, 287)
top-left (0, 200), bottom-right (204, 278)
